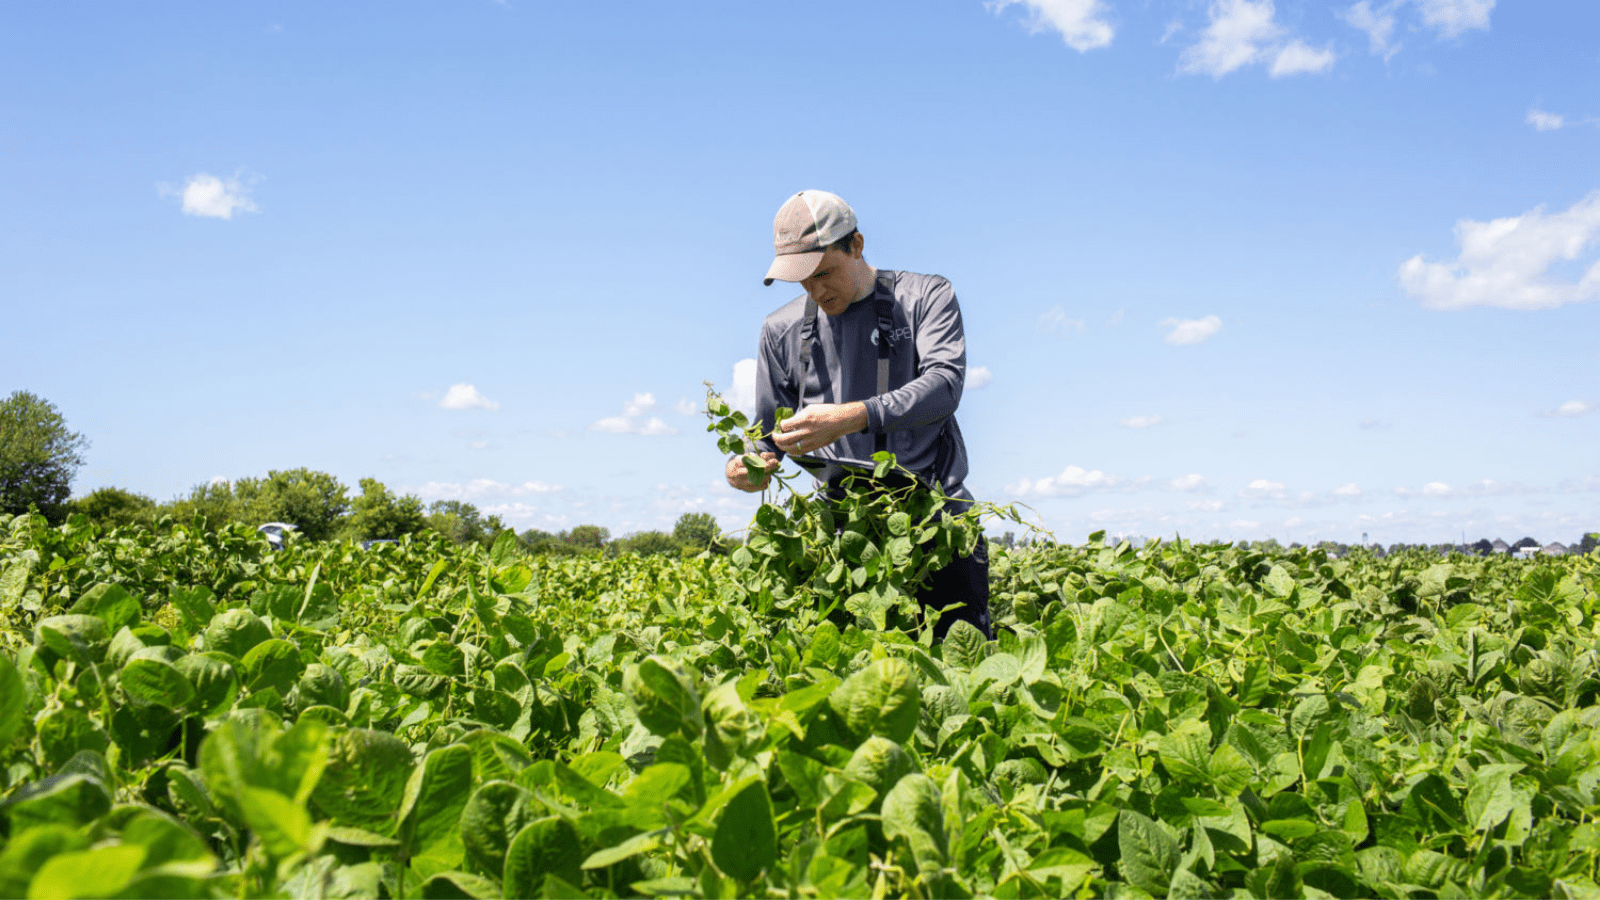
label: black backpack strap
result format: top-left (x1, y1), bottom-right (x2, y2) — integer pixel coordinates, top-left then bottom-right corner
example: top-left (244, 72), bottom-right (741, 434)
top-left (795, 299), bottom-right (818, 412)
top-left (873, 271), bottom-right (897, 453)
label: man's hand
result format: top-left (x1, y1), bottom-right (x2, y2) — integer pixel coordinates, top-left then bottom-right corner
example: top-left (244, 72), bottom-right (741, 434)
top-left (774, 402), bottom-right (869, 456)
top-left (726, 452), bottom-right (780, 493)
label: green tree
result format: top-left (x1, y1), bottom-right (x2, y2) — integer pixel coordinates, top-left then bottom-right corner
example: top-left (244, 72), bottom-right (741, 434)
top-left (672, 512), bottom-right (723, 553)
top-left (344, 478), bottom-right (426, 540)
top-left (70, 487), bottom-right (156, 529)
top-left (561, 524), bottom-right (609, 550)
top-left (611, 530), bottom-right (679, 557)
top-left (427, 500), bottom-right (505, 547)
top-left (234, 469), bottom-right (350, 541)
top-left (164, 480), bottom-right (248, 529)
top-left (0, 391), bottom-right (90, 524)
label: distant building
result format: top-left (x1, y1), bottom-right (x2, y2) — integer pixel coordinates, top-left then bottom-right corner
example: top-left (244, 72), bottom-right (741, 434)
top-left (1491, 539), bottom-right (1510, 554)
top-left (1541, 542), bottom-right (1568, 556)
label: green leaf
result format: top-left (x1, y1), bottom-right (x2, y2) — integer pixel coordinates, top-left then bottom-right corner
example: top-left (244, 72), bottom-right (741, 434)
top-left (0, 653), bottom-right (24, 748)
top-left (881, 774), bottom-right (948, 878)
top-left (0, 773), bottom-right (112, 832)
top-left (625, 655), bottom-right (703, 740)
top-left (238, 786), bottom-right (313, 860)
top-left (167, 585), bottom-right (217, 633)
top-left (941, 621), bottom-right (985, 669)
top-left (312, 727), bottom-right (415, 834)
top-left (1465, 763), bottom-right (1524, 833)
top-left (843, 736), bottom-right (917, 802)
top-left (490, 530), bottom-right (521, 567)
top-left (34, 615), bottom-right (111, 665)
top-left (0, 826), bottom-right (87, 899)
top-left (202, 609), bottom-right (271, 659)
top-left (702, 679), bottom-right (763, 771)
top-left (74, 583), bottom-right (141, 635)
top-left (828, 657), bottom-right (920, 744)
top-left (175, 654), bottom-right (239, 715)
top-left (298, 583), bottom-right (340, 630)
top-left (1261, 818), bottom-right (1319, 839)
top-left (242, 639), bottom-right (306, 694)
top-left (120, 657), bottom-right (195, 710)
top-left (26, 844), bottom-right (146, 900)
top-left (418, 560), bottom-right (449, 601)
top-left (1157, 719), bottom-right (1212, 782)
top-left (584, 830), bottom-right (662, 870)
top-left (418, 871), bottom-right (500, 899)
top-left (400, 744), bottom-right (475, 877)
top-left (1262, 565), bottom-right (1296, 599)
top-left (460, 781), bottom-right (542, 877)
top-left (1117, 810), bottom-right (1177, 895)
top-left (712, 779), bottom-right (777, 882)
top-left (1208, 743), bottom-right (1252, 795)
top-left (503, 817), bottom-right (583, 897)
top-left (422, 641), bottom-right (466, 678)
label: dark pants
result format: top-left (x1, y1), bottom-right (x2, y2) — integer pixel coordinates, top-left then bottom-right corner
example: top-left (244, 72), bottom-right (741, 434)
top-left (916, 539), bottom-right (993, 641)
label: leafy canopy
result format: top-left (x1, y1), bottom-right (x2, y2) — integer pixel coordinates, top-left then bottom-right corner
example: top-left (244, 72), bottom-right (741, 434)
top-left (0, 391), bottom-right (89, 524)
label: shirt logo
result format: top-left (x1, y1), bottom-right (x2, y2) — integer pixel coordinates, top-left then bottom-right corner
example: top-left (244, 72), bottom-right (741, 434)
top-left (871, 326), bottom-right (913, 346)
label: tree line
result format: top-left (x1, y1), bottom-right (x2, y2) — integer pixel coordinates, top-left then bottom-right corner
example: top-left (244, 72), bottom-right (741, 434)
top-left (1, 390), bottom-right (724, 557)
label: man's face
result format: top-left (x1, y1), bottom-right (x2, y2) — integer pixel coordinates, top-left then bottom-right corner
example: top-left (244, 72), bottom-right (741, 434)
top-left (800, 246), bottom-right (870, 316)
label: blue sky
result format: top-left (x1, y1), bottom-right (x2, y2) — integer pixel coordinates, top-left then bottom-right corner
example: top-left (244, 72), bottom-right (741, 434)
top-left (4, 0), bottom-right (1596, 547)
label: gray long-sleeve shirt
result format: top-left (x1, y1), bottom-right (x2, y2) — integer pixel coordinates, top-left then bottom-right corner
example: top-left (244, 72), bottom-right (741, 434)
top-left (753, 269), bottom-right (972, 502)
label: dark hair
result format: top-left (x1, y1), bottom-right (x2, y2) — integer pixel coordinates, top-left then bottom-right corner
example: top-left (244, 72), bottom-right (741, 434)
top-left (827, 229), bottom-right (860, 255)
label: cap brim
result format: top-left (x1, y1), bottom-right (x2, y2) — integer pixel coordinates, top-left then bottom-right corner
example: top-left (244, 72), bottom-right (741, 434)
top-left (763, 250), bottom-right (824, 286)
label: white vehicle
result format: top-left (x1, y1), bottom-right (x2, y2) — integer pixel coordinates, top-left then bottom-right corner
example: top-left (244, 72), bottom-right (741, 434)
top-left (257, 522), bottom-right (297, 551)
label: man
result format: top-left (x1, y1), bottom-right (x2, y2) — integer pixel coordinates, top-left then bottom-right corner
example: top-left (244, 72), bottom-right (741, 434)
top-left (725, 189), bottom-right (992, 640)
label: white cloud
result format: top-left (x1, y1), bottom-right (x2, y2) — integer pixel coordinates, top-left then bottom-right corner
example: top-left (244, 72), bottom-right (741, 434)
top-left (968, 366), bottom-right (994, 389)
top-left (1189, 499), bottom-right (1227, 512)
top-left (1161, 315), bottom-right (1223, 344)
top-left (1179, 0), bottom-right (1281, 77)
top-left (673, 397), bottom-right (699, 416)
top-left (438, 383), bottom-right (500, 411)
top-left (1394, 479), bottom-right (1537, 499)
top-left (1039, 305), bottom-right (1087, 334)
top-left (1270, 40), bottom-right (1336, 76)
top-left (636, 417), bottom-right (675, 436)
top-left (622, 393), bottom-right (656, 417)
top-left (1007, 465), bottom-right (1123, 498)
top-left (1526, 109), bottom-right (1564, 132)
top-left (1417, 0), bottom-right (1493, 38)
top-left (1399, 191), bottom-right (1600, 310)
top-left (1359, 417), bottom-right (1390, 430)
top-left (1283, 516), bottom-right (1304, 528)
top-left (589, 393), bottom-right (679, 436)
top-left (1342, 1), bottom-right (1400, 58)
top-left (1332, 482), bottom-right (1363, 498)
top-left (414, 478), bottom-right (561, 502)
top-left (727, 359), bottom-right (757, 418)
top-left (1238, 479), bottom-right (1287, 500)
top-left (1169, 473), bottom-right (1206, 491)
top-left (989, 0), bottom-right (1114, 51)
top-left (1541, 400), bottom-right (1596, 418)
top-left (469, 440), bottom-right (489, 450)
top-left (161, 171), bottom-right (260, 220)
top-left (1119, 414), bottom-right (1163, 429)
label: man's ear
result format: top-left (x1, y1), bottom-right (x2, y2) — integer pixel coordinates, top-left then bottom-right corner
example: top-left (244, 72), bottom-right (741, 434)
top-left (850, 231), bottom-right (865, 259)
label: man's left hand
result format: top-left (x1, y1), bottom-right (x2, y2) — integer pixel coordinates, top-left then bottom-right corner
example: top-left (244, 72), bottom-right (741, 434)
top-left (774, 402), bottom-right (869, 455)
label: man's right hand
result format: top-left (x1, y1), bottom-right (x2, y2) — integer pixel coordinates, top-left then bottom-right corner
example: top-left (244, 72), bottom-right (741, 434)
top-left (726, 452), bottom-right (780, 492)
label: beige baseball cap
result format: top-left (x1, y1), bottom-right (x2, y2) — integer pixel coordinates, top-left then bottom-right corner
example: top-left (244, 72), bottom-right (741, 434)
top-left (763, 190), bottom-right (857, 285)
